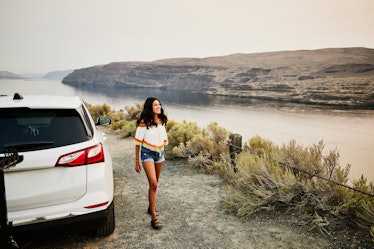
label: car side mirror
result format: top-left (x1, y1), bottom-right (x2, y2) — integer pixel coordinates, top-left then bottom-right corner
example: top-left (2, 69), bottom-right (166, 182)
top-left (96, 117), bottom-right (111, 126)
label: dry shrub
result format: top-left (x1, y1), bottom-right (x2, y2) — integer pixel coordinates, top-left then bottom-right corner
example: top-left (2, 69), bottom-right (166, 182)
top-left (86, 103), bottom-right (112, 122)
top-left (124, 102), bottom-right (143, 120)
top-left (109, 109), bottom-right (127, 123)
top-left (220, 136), bottom-right (373, 240)
top-left (167, 120), bottom-right (201, 150)
top-left (108, 102), bottom-right (142, 132)
top-left (88, 102), bottom-right (374, 241)
top-left (111, 120), bottom-right (128, 130)
top-left (206, 122), bottom-right (228, 142)
top-left (244, 135), bottom-right (274, 158)
top-left (343, 176), bottom-right (374, 230)
top-left (279, 140), bottom-right (325, 178)
top-left (165, 119), bottom-right (178, 132)
top-left (87, 102), bottom-right (140, 126)
top-left (223, 151), bottom-right (308, 217)
top-left (168, 121), bottom-right (229, 172)
top-left (171, 143), bottom-right (189, 158)
top-left (120, 120), bottom-right (137, 138)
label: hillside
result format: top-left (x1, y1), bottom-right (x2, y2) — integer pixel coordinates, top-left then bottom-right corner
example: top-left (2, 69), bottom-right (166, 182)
top-left (62, 47), bottom-right (374, 108)
top-left (0, 70), bottom-right (24, 79)
top-left (43, 69), bottom-right (73, 80)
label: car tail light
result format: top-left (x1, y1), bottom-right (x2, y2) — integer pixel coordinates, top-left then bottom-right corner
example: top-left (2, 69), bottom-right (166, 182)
top-left (85, 201), bottom-right (109, 209)
top-left (56, 143), bottom-right (105, 167)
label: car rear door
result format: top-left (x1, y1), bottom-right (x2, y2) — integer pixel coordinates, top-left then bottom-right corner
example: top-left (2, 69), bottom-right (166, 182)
top-left (5, 145), bottom-right (88, 211)
top-left (1, 108), bottom-right (90, 211)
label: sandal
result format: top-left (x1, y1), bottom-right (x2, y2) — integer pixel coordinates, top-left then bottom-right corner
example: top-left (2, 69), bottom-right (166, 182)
top-left (150, 219), bottom-right (163, 230)
top-left (148, 207), bottom-right (159, 216)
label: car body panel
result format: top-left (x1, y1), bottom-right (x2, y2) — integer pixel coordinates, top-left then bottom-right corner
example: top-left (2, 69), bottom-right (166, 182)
top-left (5, 166), bottom-right (87, 211)
top-left (0, 95), bottom-right (82, 109)
top-left (0, 94), bottom-right (114, 234)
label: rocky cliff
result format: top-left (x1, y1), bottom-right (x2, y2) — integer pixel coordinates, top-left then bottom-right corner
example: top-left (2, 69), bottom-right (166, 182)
top-left (62, 47), bottom-right (374, 108)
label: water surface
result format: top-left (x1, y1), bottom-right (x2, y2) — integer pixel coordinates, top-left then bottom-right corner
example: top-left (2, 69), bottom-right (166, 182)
top-left (1, 79), bottom-right (373, 182)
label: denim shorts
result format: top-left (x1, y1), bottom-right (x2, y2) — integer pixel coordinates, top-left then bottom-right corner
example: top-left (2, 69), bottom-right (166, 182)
top-left (141, 147), bottom-right (165, 164)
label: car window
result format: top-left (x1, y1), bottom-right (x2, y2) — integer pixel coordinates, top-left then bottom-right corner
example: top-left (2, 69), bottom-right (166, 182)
top-left (0, 108), bottom-right (89, 152)
top-left (80, 104), bottom-right (94, 137)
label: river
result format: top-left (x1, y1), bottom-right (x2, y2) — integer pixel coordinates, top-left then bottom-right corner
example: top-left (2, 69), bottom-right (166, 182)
top-left (1, 79), bottom-right (374, 182)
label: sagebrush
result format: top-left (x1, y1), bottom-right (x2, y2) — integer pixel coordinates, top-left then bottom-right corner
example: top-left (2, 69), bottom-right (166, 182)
top-left (88, 102), bottom-right (374, 242)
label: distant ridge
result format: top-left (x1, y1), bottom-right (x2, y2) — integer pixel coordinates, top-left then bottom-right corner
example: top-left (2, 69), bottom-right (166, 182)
top-left (0, 70), bottom-right (24, 79)
top-left (62, 47), bottom-right (374, 108)
top-left (44, 70), bottom-right (74, 80)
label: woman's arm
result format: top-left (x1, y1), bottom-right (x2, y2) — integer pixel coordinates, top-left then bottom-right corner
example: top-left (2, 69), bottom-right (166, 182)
top-left (135, 145), bottom-right (141, 173)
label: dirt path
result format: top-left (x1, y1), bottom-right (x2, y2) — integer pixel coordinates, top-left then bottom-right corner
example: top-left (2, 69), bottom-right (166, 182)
top-left (17, 127), bottom-right (366, 248)
top-left (103, 128), bottom-right (330, 249)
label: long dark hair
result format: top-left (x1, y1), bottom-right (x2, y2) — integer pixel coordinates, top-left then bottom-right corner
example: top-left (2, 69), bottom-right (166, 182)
top-left (136, 97), bottom-right (168, 128)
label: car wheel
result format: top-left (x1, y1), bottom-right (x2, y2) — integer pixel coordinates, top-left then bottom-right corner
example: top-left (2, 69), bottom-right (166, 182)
top-left (96, 201), bottom-right (115, 236)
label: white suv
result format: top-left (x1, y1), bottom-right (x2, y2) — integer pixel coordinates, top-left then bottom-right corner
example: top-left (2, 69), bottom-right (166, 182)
top-left (0, 93), bottom-right (115, 237)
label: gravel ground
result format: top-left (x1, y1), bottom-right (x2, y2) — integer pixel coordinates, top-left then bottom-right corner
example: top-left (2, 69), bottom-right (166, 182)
top-left (14, 127), bottom-right (372, 249)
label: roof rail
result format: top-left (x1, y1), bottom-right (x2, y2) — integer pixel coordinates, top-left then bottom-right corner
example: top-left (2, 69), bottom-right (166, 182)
top-left (13, 93), bottom-right (23, 100)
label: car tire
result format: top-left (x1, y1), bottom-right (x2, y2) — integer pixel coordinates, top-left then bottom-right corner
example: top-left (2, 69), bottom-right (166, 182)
top-left (96, 201), bottom-right (115, 236)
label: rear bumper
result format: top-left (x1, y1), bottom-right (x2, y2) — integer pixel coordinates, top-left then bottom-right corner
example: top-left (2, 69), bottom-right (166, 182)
top-left (10, 200), bottom-right (113, 234)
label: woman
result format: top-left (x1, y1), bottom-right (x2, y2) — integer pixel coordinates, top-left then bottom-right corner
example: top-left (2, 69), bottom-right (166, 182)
top-left (134, 97), bottom-right (168, 229)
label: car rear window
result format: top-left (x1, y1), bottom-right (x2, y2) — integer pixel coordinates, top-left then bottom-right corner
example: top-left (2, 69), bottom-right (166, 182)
top-left (0, 108), bottom-right (89, 152)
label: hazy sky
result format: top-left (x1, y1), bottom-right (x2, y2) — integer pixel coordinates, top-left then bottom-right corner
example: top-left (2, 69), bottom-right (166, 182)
top-left (1, 0), bottom-right (374, 74)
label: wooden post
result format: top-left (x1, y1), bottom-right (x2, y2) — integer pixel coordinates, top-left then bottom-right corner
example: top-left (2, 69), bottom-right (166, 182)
top-left (229, 134), bottom-right (242, 172)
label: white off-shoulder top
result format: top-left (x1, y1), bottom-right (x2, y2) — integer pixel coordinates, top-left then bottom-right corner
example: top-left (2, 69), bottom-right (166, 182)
top-left (134, 124), bottom-right (168, 152)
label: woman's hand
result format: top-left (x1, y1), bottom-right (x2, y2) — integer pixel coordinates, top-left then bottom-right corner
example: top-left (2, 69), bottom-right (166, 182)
top-left (135, 161), bottom-right (141, 173)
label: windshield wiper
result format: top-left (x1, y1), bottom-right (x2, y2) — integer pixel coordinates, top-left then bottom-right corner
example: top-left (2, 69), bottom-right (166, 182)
top-left (3, 141), bottom-right (55, 152)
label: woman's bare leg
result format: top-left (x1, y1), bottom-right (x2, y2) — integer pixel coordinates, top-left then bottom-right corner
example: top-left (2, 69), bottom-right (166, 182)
top-left (143, 161), bottom-right (163, 221)
top-left (155, 162), bottom-right (163, 182)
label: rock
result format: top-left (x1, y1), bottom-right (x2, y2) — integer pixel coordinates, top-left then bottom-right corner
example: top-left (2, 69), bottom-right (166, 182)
top-left (62, 47), bottom-right (374, 108)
